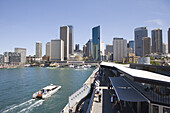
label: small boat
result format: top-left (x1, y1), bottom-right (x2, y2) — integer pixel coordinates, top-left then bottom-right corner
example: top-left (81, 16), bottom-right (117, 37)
top-left (75, 66), bottom-right (87, 70)
top-left (33, 84), bottom-right (61, 99)
top-left (69, 64), bottom-right (74, 68)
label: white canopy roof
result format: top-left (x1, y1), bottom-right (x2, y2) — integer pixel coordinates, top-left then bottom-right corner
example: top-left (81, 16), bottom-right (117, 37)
top-left (101, 62), bottom-right (170, 85)
top-left (43, 85), bottom-right (56, 90)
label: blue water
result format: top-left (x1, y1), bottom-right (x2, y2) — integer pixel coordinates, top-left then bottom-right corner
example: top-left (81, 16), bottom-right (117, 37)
top-left (0, 67), bottom-right (95, 113)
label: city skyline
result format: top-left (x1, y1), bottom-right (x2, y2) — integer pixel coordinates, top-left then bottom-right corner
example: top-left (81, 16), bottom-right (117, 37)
top-left (0, 0), bottom-right (170, 55)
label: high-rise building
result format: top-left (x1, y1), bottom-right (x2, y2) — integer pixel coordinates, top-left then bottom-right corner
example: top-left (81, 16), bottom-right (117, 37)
top-left (152, 28), bottom-right (162, 54)
top-left (129, 40), bottom-right (135, 53)
top-left (106, 44), bottom-right (113, 55)
top-left (168, 28), bottom-right (170, 53)
top-left (163, 43), bottom-right (168, 54)
top-left (36, 42), bottom-right (42, 58)
top-left (100, 41), bottom-right (105, 56)
top-left (68, 25), bottom-right (74, 55)
top-left (46, 42), bottom-right (51, 57)
top-left (92, 26), bottom-right (100, 61)
top-left (86, 39), bottom-right (93, 57)
top-left (135, 27), bottom-right (148, 57)
top-left (143, 37), bottom-right (151, 57)
top-left (0, 54), bottom-right (4, 65)
top-left (83, 45), bottom-right (87, 56)
top-left (4, 52), bottom-right (21, 65)
top-left (75, 44), bottom-right (79, 52)
top-left (60, 26), bottom-right (69, 60)
top-left (15, 48), bottom-right (26, 64)
top-left (113, 38), bottom-right (127, 62)
top-left (51, 39), bottom-right (64, 61)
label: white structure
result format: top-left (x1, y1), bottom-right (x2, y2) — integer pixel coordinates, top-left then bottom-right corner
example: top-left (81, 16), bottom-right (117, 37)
top-left (51, 39), bottom-right (64, 61)
top-left (36, 42), bottom-right (42, 58)
top-left (100, 41), bottom-right (105, 56)
top-left (60, 26), bottom-right (69, 60)
top-left (46, 42), bottom-right (51, 57)
top-left (15, 48), bottom-right (26, 64)
top-left (113, 38), bottom-right (127, 62)
top-left (163, 43), bottom-right (168, 54)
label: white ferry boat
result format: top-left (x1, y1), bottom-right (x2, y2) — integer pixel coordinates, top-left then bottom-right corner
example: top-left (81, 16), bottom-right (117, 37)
top-left (75, 66), bottom-right (87, 70)
top-left (33, 84), bottom-right (61, 99)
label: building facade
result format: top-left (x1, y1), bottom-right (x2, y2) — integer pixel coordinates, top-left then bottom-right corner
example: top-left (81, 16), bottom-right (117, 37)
top-left (168, 28), bottom-right (170, 53)
top-left (129, 40), bottom-right (135, 53)
top-left (68, 25), bottom-right (74, 55)
top-left (60, 26), bottom-right (69, 60)
top-left (106, 44), bottom-right (113, 55)
top-left (51, 39), bottom-right (64, 61)
top-left (92, 26), bottom-right (100, 61)
top-left (143, 37), bottom-right (151, 57)
top-left (113, 38), bottom-right (127, 62)
top-left (36, 42), bottom-right (42, 58)
top-left (75, 44), bottom-right (79, 52)
top-left (15, 48), bottom-right (26, 64)
top-left (163, 43), bottom-right (168, 54)
top-left (4, 52), bottom-right (21, 65)
top-left (86, 39), bottom-right (93, 58)
top-left (152, 28), bottom-right (163, 54)
top-left (0, 54), bottom-right (4, 66)
top-left (46, 42), bottom-right (51, 57)
top-left (135, 27), bottom-right (148, 57)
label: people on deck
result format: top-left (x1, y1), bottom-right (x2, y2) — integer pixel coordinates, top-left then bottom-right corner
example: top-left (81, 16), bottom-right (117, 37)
top-left (98, 89), bottom-right (102, 102)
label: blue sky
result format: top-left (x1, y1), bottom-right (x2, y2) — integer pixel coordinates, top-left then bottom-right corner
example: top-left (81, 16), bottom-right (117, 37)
top-left (0, 0), bottom-right (170, 55)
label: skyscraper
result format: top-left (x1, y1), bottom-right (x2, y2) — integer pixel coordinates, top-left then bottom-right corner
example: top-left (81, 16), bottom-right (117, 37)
top-left (68, 25), bottom-right (74, 55)
top-left (46, 42), bottom-right (51, 57)
top-left (142, 37), bottom-right (151, 56)
top-left (75, 44), bottom-right (79, 52)
top-left (113, 38), bottom-right (127, 62)
top-left (15, 48), bottom-right (26, 64)
top-left (129, 40), bottom-right (135, 53)
top-left (92, 26), bottom-right (100, 61)
top-left (106, 44), bottom-right (113, 55)
top-left (51, 39), bottom-right (64, 61)
top-left (36, 42), bottom-right (42, 58)
top-left (135, 27), bottom-right (148, 57)
top-left (152, 28), bottom-right (162, 54)
top-left (86, 39), bottom-right (93, 57)
top-left (60, 26), bottom-right (69, 60)
top-left (163, 43), bottom-right (168, 54)
top-left (168, 28), bottom-right (170, 53)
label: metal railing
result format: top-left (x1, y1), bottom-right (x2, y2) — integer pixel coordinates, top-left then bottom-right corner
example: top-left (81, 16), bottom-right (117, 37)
top-left (86, 89), bottom-right (95, 113)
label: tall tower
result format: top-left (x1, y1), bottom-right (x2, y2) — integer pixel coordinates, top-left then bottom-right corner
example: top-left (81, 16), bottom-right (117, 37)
top-left (68, 25), bottom-right (74, 55)
top-left (60, 26), bottom-right (69, 60)
top-left (134, 27), bottom-right (148, 57)
top-left (168, 28), bottom-right (170, 53)
top-left (113, 38), bottom-right (127, 62)
top-left (36, 42), bottom-right (42, 58)
top-left (152, 28), bottom-right (162, 54)
top-left (92, 25), bottom-right (100, 61)
top-left (143, 37), bottom-right (151, 56)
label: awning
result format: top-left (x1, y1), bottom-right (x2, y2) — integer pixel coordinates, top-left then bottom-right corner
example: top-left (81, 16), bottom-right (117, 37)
top-left (109, 77), bottom-right (148, 102)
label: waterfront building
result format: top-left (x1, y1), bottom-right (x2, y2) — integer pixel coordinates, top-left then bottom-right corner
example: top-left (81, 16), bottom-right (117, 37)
top-left (135, 27), bottom-right (148, 57)
top-left (51, 39), bottom-right (64, 61)
top-left (36, 42), bottom-right (42, 58)
top-left (152, 28), bottom-right (163, 54)
top-left (15, 48), bottom-right (26, 64)
top-left (163, 43), bottom-right (168, 54)
top-left (83, 45), bottom-right (87, 57)
top-left (75, 44), bottom-right (79, 52)
top-left (129, 40), bottom-right (135, 53)
top-left (92, 25), bottom-right (100, 61)
top-left (113, 38), bottom-right (127, 62)
top-left (60, 26), bottom-right (69, 60)
top-left (46, 42), bottom-right (51, 57)
top-left (106, 44), bottom-right (113, 55)
top-left (100, 41), bottom-right (105, 61)
top-left (143, 37), bottom-right (151, 57)
top-left (4, 52), bottom-right (21, 65)
top-left (168, 28), bottom-right (170, 53)
top-left (0, 54), bottom-right (4, 66)
top-left (68, 25), bottom-right (74, 55)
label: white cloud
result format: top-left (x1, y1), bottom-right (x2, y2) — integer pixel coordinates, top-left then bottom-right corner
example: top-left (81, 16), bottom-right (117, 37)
top-left (145, 19), bottom-right (163, 26)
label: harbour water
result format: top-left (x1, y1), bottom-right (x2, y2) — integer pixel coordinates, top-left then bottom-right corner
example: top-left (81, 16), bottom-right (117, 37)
top-left (0, 67), bottom-right (95, 113)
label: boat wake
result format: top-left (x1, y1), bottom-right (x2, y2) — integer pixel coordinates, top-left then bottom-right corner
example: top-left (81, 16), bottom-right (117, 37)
top-left (2, 99), bottom-right (44, 113)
